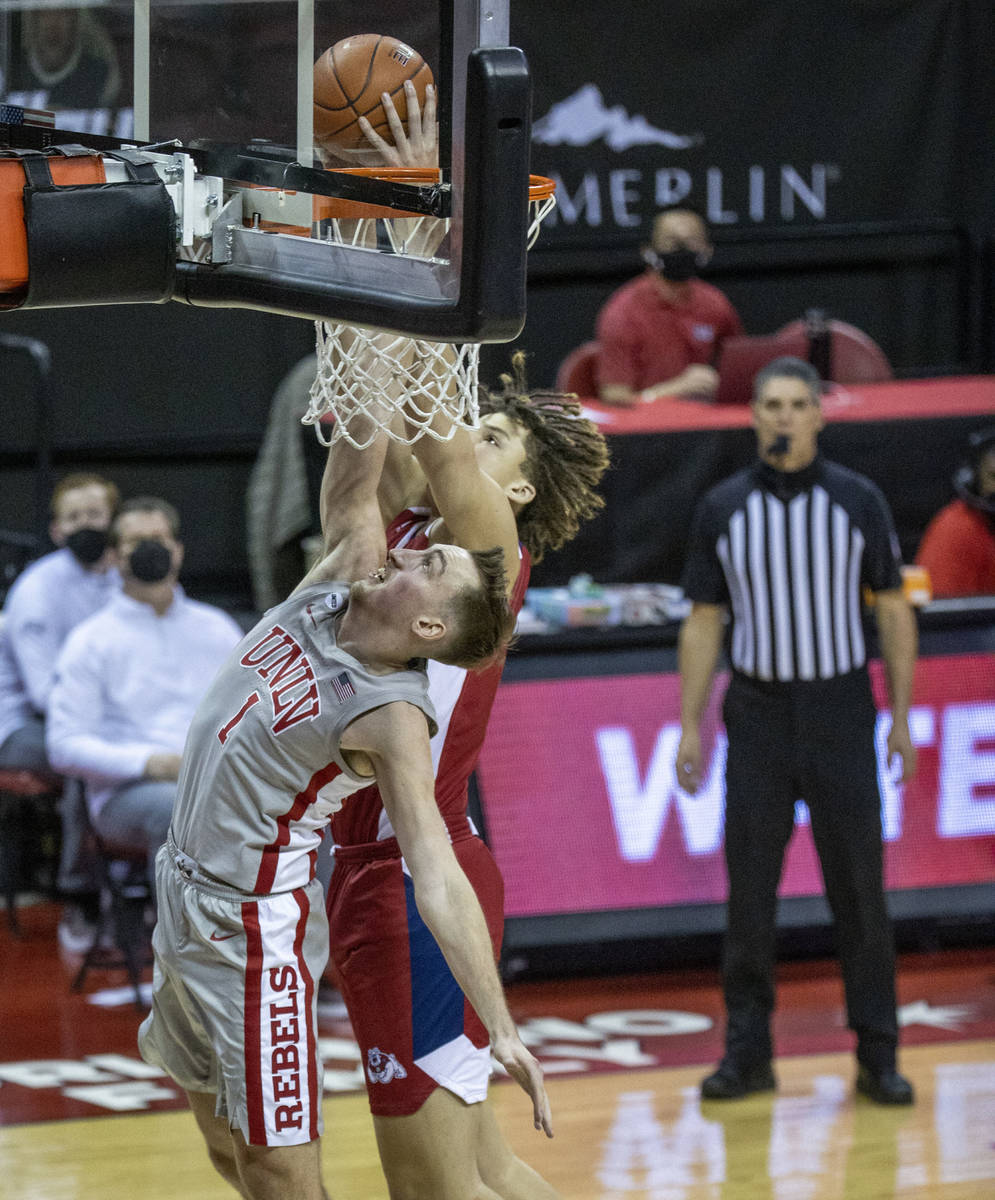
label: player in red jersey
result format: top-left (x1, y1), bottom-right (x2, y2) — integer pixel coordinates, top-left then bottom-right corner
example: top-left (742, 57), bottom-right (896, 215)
top-left (324, 354), bottom-right (609, 1198)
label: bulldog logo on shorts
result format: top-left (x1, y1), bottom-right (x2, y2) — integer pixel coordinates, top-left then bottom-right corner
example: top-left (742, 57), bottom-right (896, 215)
top-left (366, 1046), bottom-right (408, 1084)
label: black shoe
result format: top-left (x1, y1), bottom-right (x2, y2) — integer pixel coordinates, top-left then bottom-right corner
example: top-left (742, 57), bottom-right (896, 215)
top-left (701, 1059), bottom-right (776, 1100)
top-left (856, 1065), bottom-right (915, 1105)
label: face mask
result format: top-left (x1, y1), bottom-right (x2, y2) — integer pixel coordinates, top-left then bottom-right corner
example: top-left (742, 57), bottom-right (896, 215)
top-left (954, 465), bottom-right (995, 517)
top-left (128, 539), bottom-right (173, 583)
top-left (654, 246), bottom-right (702, 282)
top-left (65, 526), bottom-right (108, 566)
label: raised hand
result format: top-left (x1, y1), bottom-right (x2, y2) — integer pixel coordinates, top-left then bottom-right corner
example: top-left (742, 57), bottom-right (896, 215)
top-left (359, 81), bottom-right (438, 168)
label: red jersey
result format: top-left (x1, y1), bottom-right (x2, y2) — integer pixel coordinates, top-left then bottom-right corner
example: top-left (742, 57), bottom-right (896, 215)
top-left (330, 508), bottom-right (531, 845)
top-left (915, 499), bottom-right (995, 598)
top-left (596, 272), bottom-right (742, 392)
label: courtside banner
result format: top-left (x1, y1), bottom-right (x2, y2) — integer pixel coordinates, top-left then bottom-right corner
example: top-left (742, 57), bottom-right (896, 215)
top-left (475, 654), bottom-right (995, 917)
top-left (515, 1), bottom-right (993, 243)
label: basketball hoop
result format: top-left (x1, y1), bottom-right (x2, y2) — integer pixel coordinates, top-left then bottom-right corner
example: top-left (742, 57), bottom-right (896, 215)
top-left (302, 168), bottom-right (557, 449)
top-left (311, 167), bottom-right (557, 250)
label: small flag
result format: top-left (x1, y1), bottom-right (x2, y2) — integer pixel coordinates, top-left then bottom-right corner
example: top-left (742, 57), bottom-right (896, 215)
top-left (331, 671), bottom-right (356, 703)
top-left (0, 104), bottom-right (56, 129)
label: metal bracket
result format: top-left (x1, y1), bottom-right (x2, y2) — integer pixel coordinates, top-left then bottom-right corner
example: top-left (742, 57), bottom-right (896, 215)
top-left (210, 192), bottom-right (244, 264)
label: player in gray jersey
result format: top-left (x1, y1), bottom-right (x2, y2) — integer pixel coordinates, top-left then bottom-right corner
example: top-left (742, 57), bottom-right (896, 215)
top-left (138, 412), bottom-right (552, 1200)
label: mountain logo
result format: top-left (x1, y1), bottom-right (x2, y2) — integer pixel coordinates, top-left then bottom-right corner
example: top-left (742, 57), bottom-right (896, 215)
top-left (532, 84), bottom-right (702, 152)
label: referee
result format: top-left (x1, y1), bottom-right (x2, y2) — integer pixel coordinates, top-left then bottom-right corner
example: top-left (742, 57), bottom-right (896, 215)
top-left (676, 357), bottom-right (918, 1105)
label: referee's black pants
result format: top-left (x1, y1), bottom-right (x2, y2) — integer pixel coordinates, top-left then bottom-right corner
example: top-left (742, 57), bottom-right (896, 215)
top-left (720, 668), bottom-right (898, 1072)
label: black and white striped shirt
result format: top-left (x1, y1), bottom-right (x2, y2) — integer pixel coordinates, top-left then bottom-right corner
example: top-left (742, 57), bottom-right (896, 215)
top-left (682, 457), bottom-right (904, 683)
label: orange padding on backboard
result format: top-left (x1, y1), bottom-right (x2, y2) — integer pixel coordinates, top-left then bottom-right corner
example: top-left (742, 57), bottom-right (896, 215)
top-left (0, 156), bottom-right (106, 292)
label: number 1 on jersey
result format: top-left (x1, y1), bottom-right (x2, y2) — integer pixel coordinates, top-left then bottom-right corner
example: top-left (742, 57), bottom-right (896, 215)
top-left (218, 691), bottom-right (261, 744)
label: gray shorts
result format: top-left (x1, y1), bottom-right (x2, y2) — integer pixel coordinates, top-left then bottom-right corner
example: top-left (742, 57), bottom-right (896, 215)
top-left (138, 840), bottom-right (329, 1147)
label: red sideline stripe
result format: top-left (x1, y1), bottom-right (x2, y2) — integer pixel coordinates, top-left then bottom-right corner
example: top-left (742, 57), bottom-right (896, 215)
top-left (253, 762), bottom-right (342, 894)
top-left (293, 888), bottom-right (320, 1141)
top-left (242, 902), bottom-right (266, 1146)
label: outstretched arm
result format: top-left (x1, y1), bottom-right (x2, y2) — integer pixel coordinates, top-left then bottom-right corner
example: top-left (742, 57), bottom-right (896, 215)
top-left (374, 410), bottom-right (430, 527)
top-left (368, 357), bottom-right (522, 591)
top-left (342, 700), bottom-right (553, 1136)
top-left (358, 85), bottom-right (493, 543)
top-left (292, 409), bottom-right (391, 593)
top-left (408, 406), bottom-right (522, 592)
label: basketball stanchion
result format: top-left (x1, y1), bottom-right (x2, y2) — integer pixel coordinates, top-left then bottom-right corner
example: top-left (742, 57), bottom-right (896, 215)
top-left (301, 169), bottom-right (556, 450)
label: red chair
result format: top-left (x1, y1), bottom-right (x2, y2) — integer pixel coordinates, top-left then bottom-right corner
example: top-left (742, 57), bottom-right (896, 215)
top-left (0, 767), bottom-right (60, 934)
top-left (555, 341), bottom-right (601, 397)
top-left (712, 328), bottom-right (812, 406)
top-left (777, 319), bottom-right (894, 385)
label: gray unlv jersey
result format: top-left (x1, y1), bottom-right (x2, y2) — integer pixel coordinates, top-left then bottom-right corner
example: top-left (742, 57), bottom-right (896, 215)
top-left (170, 582), bottom-right (437, 895)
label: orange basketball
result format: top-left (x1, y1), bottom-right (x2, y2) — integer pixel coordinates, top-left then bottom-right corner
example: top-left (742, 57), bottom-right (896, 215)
top-left (313, 34), bottom-right (434, 150)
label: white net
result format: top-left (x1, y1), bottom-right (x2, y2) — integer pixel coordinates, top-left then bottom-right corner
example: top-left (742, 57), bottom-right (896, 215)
top-left (303, 322), bottom-right (479, 450)
top-left (301, 178), bottom-right (555, 449)
top-left (527, 190), bottom-right (557, 250)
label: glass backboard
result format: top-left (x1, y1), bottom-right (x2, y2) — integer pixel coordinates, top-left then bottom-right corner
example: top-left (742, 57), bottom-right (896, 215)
top-left (0, 1), bottom-right (534, 340)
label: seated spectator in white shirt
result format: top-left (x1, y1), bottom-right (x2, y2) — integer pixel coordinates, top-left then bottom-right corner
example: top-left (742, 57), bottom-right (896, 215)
top-left (0, 472), bottom-right (120, 948)
top-left (46, 497), bottom-right (243, 889)
top-left (0, 473), bottom-right (120, 774)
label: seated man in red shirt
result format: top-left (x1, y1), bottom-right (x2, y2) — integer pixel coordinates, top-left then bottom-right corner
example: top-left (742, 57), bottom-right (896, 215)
top-left (596, 204), bottom-right (742, 406)
top-left (916, 428), bottom-right (995, 597)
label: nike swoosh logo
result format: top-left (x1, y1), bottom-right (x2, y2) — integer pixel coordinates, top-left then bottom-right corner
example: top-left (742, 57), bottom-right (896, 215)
top-left (210, 931), bottom-right (238, 941)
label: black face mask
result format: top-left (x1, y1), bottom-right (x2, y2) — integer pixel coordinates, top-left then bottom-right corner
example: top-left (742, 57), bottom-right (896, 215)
top-left (954, 467), bottom-right (995, 517)
top-left (654, 246), bottom-right (702, 282)
top-left (128, 539), bottom-right (173, 583)
top-left (953, 430), bottom-right (995, 518)
top-left (65, 526), bottom-right (109, 566)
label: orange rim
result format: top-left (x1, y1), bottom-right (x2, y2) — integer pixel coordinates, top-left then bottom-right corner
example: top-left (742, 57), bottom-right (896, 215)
top-left (527, 174), bottom-right (557, 203)
top-left (313, 167), bottom-right (556, 221)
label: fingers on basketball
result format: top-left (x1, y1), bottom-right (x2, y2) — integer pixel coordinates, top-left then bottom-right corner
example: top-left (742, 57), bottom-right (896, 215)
top-left (313, 33), bottom-right (434, 151)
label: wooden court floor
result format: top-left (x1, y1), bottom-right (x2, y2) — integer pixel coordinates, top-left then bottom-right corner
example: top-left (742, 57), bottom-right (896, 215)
top-left (2, 900), bottom-right (994, 1198)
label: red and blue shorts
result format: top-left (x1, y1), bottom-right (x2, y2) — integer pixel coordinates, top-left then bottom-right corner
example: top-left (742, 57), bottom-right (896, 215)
top-left (327, 828), bottom-right (504, 1117)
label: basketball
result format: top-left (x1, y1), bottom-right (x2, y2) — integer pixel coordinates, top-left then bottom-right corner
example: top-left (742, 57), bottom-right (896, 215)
top-left (313, 34), bottom-right (434, 151)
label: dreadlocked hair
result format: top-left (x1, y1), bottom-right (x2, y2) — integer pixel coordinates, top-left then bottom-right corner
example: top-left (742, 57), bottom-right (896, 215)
top-left (478, 351), bottom-right (610, 562)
